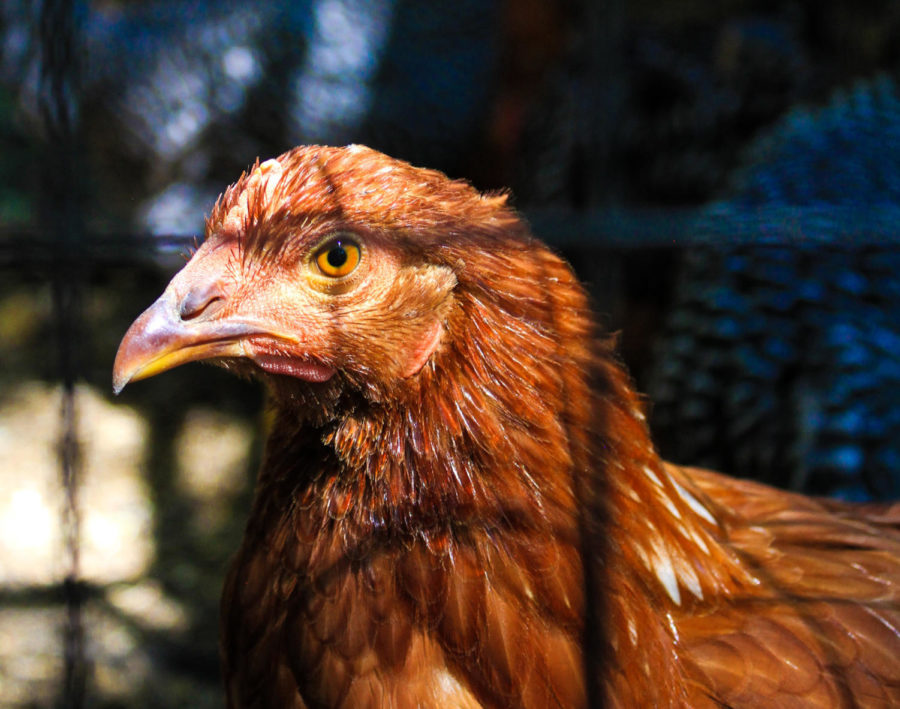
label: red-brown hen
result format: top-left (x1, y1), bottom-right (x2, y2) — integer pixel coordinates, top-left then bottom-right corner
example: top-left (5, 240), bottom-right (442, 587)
top-left (114, 145), bottom-right (900, 708)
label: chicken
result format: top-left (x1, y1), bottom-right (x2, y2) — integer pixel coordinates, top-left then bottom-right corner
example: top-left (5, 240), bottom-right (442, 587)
top-left (113, 145), bottom-right (900, 708)
top-left (649, 77), bottom-right (900, 502)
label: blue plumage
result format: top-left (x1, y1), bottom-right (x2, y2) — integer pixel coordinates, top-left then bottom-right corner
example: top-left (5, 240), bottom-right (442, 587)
top-left (650, 77), bottom-right (900, 501)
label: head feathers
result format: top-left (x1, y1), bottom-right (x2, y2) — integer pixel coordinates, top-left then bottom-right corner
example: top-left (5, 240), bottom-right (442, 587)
top-left (206, 145), bottom-right (518, 266)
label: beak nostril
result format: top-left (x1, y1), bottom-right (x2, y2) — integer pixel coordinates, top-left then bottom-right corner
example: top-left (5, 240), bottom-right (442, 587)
top-left (179, 286), bottom-right (226, 321)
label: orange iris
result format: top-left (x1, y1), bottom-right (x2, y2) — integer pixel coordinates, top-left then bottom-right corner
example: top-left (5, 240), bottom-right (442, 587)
top-left (315, 239), bottom-right (360, 277)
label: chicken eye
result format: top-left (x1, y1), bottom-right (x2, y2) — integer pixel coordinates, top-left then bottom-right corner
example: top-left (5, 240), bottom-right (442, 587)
top-left (315, 239), bottom-right (361, 277)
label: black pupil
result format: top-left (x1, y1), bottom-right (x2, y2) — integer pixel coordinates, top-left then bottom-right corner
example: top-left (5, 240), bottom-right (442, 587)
top-left (327, 244), bottom-right (348, 268)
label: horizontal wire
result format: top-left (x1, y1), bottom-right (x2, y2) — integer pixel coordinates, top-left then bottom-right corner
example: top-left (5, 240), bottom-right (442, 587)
top-left (4, 203), bottom-right (900, 271)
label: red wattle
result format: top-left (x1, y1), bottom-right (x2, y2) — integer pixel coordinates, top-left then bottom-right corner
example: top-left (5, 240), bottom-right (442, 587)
top-left (253, 354), bottom-right (335, 382)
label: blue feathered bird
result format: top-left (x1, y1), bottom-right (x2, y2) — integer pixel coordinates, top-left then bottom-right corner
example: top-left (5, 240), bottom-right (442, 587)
top-left (650, 76), bottom-right (900, 501)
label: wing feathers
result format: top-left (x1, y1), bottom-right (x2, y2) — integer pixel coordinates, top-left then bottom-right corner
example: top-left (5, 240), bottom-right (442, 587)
top-left (676, 466), bottom-right (900, 707)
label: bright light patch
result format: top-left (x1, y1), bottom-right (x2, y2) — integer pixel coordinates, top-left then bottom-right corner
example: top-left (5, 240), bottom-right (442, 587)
top-left (3, 488), bottom-right (53, 552)
top-left (222, 45), bottom-right (259, 82)
top-left (291, 0), bottom-right (395, 141)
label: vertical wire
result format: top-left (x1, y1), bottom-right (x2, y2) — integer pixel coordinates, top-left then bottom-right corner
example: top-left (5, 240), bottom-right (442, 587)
top-left (37, 0), bottom-right (87, 706)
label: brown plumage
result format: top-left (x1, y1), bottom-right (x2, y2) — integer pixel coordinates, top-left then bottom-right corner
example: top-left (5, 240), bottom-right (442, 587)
top-left (113, 145), bottom-right (900, 708)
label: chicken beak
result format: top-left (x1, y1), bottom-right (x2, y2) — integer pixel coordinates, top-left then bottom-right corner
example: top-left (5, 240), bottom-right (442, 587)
top-left (112, 293), bottom-right (252, 394)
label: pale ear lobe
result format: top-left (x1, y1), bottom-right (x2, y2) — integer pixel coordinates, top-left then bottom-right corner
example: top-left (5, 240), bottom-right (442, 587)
top-left (402, 319), bottom-right (444, 378)
top-left (398, 264), bottom-right (456, 378)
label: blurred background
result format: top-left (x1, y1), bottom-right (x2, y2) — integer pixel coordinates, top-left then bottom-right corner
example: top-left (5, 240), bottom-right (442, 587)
top-left (2, 0), bottom-right (900, 705)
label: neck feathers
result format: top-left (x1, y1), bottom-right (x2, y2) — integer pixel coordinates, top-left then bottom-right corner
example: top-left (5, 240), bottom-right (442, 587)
top-left (251, 238), bottom-right (745, 706)
top-left (298, 240), bottom-right (598, 545)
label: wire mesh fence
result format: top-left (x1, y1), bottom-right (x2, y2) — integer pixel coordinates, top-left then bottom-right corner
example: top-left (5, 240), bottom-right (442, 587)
top-left (3, 0), bottom-right (900, 706)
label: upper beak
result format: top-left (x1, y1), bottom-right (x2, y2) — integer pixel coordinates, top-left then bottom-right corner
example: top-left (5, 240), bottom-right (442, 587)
top-left (112, 293), bottom-right (258, 394)
top-left (114, 241), bottom-right (334, 392)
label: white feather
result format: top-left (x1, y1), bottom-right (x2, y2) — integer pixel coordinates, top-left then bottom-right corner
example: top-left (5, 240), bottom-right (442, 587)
top-left (673, 479), bottom-right (716, 525)
top-left (643, 465), bottom-right (663, 488)
top-left (652, 543), bottom-right (681, 605)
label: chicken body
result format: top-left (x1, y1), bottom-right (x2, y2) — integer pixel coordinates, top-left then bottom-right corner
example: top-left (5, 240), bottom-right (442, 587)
top-left (114, 145), bottom-right (900, 708)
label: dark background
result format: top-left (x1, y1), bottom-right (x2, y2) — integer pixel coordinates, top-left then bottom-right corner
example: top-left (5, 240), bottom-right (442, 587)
top-left (2, 0), bottom-right (900, 706)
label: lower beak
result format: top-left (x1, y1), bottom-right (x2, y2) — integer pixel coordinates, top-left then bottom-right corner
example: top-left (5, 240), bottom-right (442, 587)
top-left (112, 295), bottom-right (255, 394)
